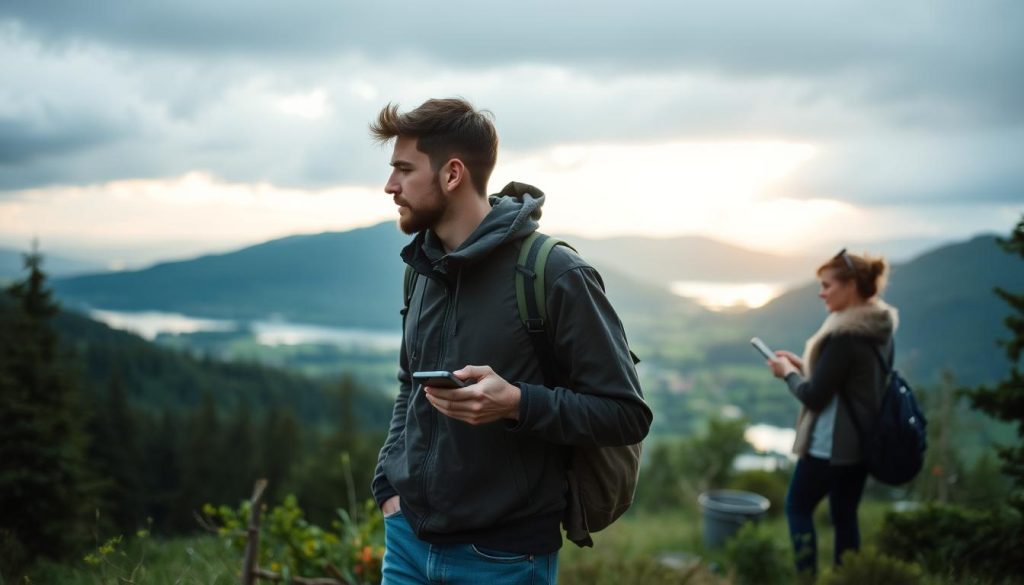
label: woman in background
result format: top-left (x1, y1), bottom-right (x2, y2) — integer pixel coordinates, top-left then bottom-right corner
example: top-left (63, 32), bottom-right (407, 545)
top-left (765, 249), bottom-right (897, 576)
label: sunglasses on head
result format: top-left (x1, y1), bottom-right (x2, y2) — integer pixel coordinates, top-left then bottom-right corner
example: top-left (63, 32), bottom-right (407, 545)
top-left (834, 248), bottom-right (855, 272)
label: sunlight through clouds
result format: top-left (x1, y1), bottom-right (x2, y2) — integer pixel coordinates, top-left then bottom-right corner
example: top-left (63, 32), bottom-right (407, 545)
top-left (1, 173), bottom-right (393, 256)
top-left (493, 139), bottom-right (822, 243)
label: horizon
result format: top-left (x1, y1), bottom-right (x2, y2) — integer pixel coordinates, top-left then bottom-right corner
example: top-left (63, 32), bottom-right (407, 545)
top-left (0, 216), bottom-right (998, 273)
top-left (3, 219), bottom-right (1006, 313)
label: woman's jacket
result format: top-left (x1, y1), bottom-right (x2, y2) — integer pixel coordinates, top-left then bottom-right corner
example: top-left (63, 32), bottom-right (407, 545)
top-left (786, 300), bottom-right (898, 465)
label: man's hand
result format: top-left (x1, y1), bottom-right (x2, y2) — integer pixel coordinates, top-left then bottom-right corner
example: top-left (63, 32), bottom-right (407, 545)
top-left (423, 365), bottom-right (521, 425)
top-left (381, 495), bottom-right (401, 516)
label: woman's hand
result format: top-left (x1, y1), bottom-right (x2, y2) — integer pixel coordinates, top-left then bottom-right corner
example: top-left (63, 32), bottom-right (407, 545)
top-left (775, 350), bottom-right (804, 372)
top-left (768, 350), bottom-right (801, 379)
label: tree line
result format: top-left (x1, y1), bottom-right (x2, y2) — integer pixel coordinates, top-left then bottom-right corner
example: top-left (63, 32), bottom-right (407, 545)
top-left (0, 250), bottom-right (389, 575)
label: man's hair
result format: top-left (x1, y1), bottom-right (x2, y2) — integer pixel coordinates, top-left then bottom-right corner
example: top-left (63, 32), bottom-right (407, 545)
top-left (370, 98), bottom-right (498, 195)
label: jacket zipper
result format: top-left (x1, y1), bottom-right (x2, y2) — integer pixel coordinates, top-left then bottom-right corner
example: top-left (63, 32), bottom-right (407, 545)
top-left (417, 278), bottom-right (456, 533)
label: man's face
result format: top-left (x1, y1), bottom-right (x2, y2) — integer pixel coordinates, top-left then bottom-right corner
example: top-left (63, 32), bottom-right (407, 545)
top-left (385, 136), bottom-right (447, 235)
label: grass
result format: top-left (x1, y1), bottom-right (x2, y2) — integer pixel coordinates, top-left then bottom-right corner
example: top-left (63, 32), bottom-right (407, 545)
top-left (20, 536), bottom-right (238, 585)
top-left (13, 500), bottom-right (1012, 584)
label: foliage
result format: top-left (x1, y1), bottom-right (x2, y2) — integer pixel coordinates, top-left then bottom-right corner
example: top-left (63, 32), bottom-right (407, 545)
top-left (963, 214), bottom-right (1024, 513)
top-left (637, 417), bottom-right (749, 511)
top-left (879, 503), bottom-right (1024, 583)
top-left (559, 554), bottom-right (727, 585)
top-left (819, 547), bottom-right (923, 585)
top-left (725, 469), bottom-right (789, 518)
top-left (722, 521), bottom-right (793, 585)
top-left (0, 250), bottom-right (95, 572)
top-left (205, 491), bottom-right (384, 584)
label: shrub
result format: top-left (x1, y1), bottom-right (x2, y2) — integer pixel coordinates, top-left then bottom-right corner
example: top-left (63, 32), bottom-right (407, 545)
top-left (726, 470), bottom-right (788, 517)
top-left (723, 522), bottom-right (793, 585)
top-left (879, 503), bottom-right (1024, 582)
top-left (559, 555), bottom-right (727, 585)
top-left (819, 547), bottom-right (923, 585)
top-left (205, 495), bottom-right (384, 584)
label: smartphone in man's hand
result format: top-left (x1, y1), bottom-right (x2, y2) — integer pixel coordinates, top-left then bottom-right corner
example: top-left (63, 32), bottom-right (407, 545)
top-left (412, 370), bottom-right (468, 389)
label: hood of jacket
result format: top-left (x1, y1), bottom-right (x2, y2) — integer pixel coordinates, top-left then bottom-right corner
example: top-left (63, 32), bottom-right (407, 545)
top-left (803, 298), bottom-right (899, 380)
top-left (401, 181), bottom-right (545, 276)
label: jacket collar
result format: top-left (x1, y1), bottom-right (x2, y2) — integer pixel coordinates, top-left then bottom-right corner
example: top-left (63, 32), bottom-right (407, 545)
top-left (803, 299), bottom-right (899, 376)
top-left (401, 181), bottom-right (545, 278)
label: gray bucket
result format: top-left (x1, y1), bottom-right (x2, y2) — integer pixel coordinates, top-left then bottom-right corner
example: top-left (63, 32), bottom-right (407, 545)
top-left (698, 489), bottom-right (771, 548)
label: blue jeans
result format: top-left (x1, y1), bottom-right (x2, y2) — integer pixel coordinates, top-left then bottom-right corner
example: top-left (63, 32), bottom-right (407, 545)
top-left (382, 511), bottom-right (559, 585)
top-left (784, 456), bottom-right (868, 576)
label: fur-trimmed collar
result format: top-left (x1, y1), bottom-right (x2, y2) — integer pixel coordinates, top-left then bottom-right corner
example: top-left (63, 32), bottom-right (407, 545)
top-left (803, 299), bottom-right (899, 377)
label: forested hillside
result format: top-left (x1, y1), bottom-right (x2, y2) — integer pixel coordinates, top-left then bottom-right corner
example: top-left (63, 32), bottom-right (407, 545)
top-left (0, 258), bottom-right (393, 576)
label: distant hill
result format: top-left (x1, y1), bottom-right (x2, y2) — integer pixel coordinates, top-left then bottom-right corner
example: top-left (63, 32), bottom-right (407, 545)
top-left (54, 222), bottom-right (412, 329)
top-left (566, 234), bottom-right (815, 286)
top-left (53, 222), bottom-right (699, 329)
top-left (712, 234), bottom-right (1022, 385)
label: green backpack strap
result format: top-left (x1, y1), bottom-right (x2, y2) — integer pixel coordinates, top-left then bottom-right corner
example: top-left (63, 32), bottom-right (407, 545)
top-left (515, 232), bottom-right (573, 386)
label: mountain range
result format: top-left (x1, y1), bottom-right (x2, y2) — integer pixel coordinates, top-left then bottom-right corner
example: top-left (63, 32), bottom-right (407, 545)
top-left (52, 222), bottom-right (915, 326)
top-left (48, 222), bottom-right (1022, 386)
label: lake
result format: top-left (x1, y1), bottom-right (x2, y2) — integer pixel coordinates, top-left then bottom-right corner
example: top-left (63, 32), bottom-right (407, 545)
top-left (88, 308), bottom-right (403, 350)
top-left (736, 423), bottom-right (798, 471)
top-left (670, 280), bottom-right (791, 311)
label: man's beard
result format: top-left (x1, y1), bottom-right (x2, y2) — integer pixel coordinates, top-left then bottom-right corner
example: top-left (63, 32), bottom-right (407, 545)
top-left (397, 176), bottom-right (447, 235)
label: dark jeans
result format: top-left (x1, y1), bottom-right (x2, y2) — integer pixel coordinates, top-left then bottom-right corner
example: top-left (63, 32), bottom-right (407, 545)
top-left (784, 455), bottom-right (868, 576)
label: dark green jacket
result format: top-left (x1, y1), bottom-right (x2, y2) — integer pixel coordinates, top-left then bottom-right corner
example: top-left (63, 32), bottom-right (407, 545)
top-left (371, 183), bottom-right (652, 552)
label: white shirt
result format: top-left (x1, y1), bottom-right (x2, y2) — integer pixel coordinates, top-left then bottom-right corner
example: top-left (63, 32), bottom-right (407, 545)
top-left (808, 394), bottom-right (838, 459)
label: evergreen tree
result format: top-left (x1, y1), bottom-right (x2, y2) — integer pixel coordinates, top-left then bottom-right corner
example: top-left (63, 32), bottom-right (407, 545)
top-left (965, 215), bottom-right (1024, 513)
top-left (916, 371), bottom-right (964, 503)
top-left (172, 391), bottom-right (221, 532)
top-left (141, 409), bottom-right (182, 534)
top-left (0, 249), bottom-right (93, 568)
top-left (292, 375), bottom-right (379, 525)
top-left (87, 370), bottom-right (144, 533)
top-left (220, 400), bottom-right (257, 502)
top-left (259, 406), bottom-right (301, 504)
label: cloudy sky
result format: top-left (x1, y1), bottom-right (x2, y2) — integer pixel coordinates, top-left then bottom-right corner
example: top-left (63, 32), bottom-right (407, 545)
top-left (1, 0), bottom-right (1021, 268)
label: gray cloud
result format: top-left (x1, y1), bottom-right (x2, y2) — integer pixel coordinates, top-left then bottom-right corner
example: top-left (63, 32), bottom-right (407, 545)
top-left (4, 1), bottom-right (1021, 110)
top-left (1, 0), bottom-right (1022, 209)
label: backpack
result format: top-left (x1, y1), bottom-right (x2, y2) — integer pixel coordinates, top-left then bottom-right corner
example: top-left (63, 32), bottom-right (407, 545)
top-left (403, 231), bottom-right (642, 548)
top-left (839, 342), bottom-right (927, 486)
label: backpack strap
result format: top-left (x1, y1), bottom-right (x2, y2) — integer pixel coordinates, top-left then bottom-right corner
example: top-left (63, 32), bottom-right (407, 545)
top-left (870, 341), bottom-right (896, 377)
top-left (515, 232), bottom-right (573, 387)
top-left (402, 265), bottom-right (418, 327)
top-left (838, 338), bottom-right (895, 450)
